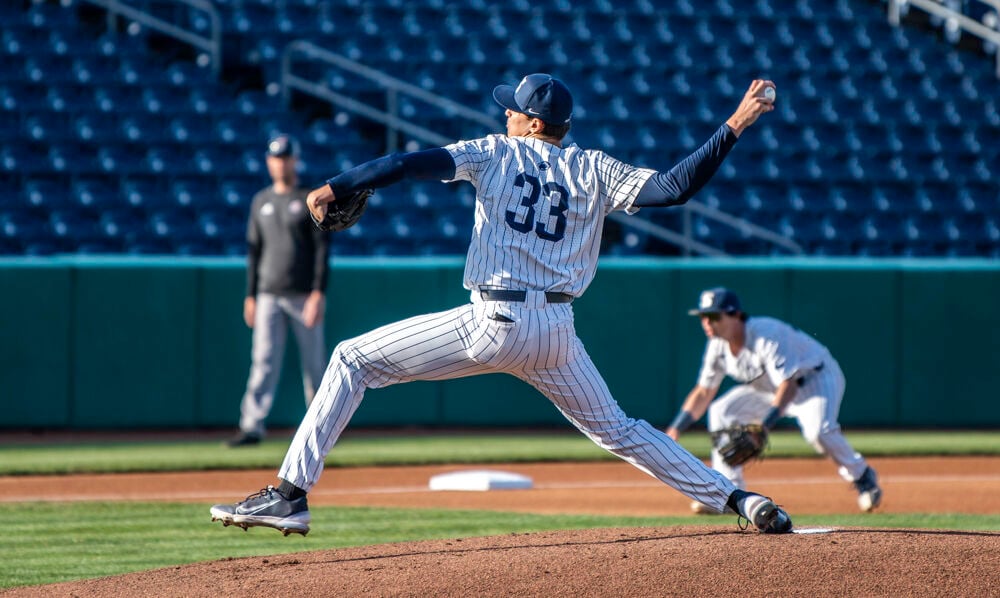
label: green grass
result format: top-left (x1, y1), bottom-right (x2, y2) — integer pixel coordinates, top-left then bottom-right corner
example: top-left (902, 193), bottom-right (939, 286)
top-left (1, 432), bottom-right (997, 589)
top-left (2, 502), bottom-right (997, 590)
top-left (0, 430), bottom-right (997, 475)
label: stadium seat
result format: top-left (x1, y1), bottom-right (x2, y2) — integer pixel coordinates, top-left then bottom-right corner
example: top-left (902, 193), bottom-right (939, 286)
top-left (74, 112), bottom-right (121, 143)
top-left (121, 176), bottom-right (172, 212)
top-left (97, 144), bottom-right (145, 175)
top-left (73, 177), bottom-right (119, 212)
top-left (145, 145), bottom-right (193, 175)
top-left (170, 176), bottom-right (217, 210)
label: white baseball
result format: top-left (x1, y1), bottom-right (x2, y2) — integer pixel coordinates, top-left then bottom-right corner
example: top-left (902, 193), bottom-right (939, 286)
top-left (764, 87), bottom-right (776, 101)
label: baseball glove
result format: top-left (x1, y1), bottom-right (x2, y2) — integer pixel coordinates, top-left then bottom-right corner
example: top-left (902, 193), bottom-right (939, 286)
top-left (711, 424), bottom-right (769, 467)
top-left (312, 188), bottom-right (372, 232)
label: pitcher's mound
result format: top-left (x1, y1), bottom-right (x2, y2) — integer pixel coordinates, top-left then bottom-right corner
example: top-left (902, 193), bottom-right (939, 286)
top-left (14, 526), bottom-right (999, 597)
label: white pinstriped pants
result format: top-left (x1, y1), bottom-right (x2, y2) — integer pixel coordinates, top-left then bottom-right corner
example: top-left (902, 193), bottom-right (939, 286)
top-left (707, 358), bottom-right (869, 488)
top-left (279, 292), bottom-right (736, 510)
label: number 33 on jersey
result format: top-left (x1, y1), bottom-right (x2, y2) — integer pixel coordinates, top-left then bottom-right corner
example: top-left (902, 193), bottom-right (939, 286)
top-left (444, 134), bottom-right (655, 296)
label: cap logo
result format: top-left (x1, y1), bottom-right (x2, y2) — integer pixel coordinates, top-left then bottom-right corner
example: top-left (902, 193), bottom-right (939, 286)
top-left (515, 77), bottom-right (529, 95)
top-left (699, 291), bottom-right (715, 309)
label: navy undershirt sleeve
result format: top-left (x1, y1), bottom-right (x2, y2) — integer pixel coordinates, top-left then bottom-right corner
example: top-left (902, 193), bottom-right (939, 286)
top-left (325, 148), bottom-right (456, 198)
top-left (633, 124), bottom-right (739, 207)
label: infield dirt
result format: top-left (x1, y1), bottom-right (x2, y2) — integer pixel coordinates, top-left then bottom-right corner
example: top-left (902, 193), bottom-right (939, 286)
top-left (2, 456), bottom-right (998, 597)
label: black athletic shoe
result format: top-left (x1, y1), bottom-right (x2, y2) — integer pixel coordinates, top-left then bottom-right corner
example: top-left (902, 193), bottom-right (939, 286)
top-left (742, 493), bottom-right (793, 534)
top-left (225, 432), bottom-right (261, 448)
top-left (853, 466), bottom-right (883, 512)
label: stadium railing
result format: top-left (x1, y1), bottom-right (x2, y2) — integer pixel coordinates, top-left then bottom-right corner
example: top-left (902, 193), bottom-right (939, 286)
top-left (889, 0), bottom-right (1000, 77)
top-left (80, 0), bottom-right (222, 78)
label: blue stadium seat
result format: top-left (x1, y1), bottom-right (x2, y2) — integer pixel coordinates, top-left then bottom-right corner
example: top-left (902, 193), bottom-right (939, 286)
top-left (3, 143), bottom-right (49, 175)
top-left (219, 177), bottom-right (261, 210)
top-left (121, 176), bottom-right (172, 212)
top-left (74, 113), bottom-right (120, 143)
top-left (43, 84), bottom-right (88, 112)
top-left (168, 114), bottom-right (215, 144)
top-left (72, 55), bottom-right (120, 86)
top-left (169, 176), bottom-right (217, 210)
top-left (119, 114), bottom-right (172, 144)
top-left (48, 143), bottom-right (97, 174)
top-left (49, 210), bottom-right (102, 250)
top-left (23, 112), bottom-right (74, 143)
top-left (1, 208), bottom-right (47, 249)
top-left (196, 208), bottom-right (241, 242)
top-left (73, 177), bottom-right (120, 212)
top-left (145, 210), bottom-right (198, 248)
top-left (94, 208), bottom-right (140, 244)
top-left (192, 145), bottom-right (239, 176)
top-left (215, 115), bottom-right (260, 145)
top-left (0, 82), bottom-right (40, 111)
top-left (97, 144), bottom-right (145, 175)
top-left (145, 145), bottom-right (193, 175)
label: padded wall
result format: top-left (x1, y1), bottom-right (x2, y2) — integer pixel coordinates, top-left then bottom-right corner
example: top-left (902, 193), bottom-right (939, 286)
top-left (1, 257), bottom-right (996, 429)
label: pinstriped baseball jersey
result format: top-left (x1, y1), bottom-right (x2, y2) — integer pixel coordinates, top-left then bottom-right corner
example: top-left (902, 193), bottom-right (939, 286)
top-left (444, 134), bottom-right (655, 296)
top-left (276, 131), bottom-right (742, 511)
top-left (697, 317), bottom-right (829, 392)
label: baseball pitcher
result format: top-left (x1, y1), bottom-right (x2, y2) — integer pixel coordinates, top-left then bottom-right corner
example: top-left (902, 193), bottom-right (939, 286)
top-left (212, 74), bottom-right (793, 536)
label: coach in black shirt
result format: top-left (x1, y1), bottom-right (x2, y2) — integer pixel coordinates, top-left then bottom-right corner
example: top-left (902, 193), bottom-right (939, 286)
top-left (228, 133), bottom-right (329, 447)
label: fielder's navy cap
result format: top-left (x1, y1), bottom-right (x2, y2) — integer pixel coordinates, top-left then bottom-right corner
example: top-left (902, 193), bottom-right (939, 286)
top-left (688, 287), bottom-right (742, 316)
top-left (493, 73), bottom-right (573, 126)
top-left (266, 133), bottom-right (299, 158)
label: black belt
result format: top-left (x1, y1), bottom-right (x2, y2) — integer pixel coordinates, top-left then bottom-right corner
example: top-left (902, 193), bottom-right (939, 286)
top-left (797, 363), bottom-right (825, 387)
top-left (480, 289), bottom-right (574, 304)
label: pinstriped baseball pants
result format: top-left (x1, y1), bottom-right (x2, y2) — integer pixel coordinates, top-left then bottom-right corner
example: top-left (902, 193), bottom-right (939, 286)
top-left (707, 358), bottom-right (869, 488)
top-left (279, 293), bottom-right (737, 510)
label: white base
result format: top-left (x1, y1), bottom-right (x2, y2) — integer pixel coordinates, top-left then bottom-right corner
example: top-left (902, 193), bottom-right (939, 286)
top-left (429, 469), bottom-right (534, 491)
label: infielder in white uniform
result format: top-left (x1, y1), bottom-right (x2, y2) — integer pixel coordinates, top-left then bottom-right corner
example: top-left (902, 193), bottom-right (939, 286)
top-left (212, 74), bottom-right (794, 535)
top-left (666, 287), bottom-right (883, 513)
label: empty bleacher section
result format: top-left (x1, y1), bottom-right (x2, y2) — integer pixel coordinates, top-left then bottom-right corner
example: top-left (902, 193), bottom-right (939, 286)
top-left (1, 0), bottom-right (998, 257)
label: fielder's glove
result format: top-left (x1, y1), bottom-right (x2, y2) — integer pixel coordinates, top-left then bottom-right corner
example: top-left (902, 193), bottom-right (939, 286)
top-left (311, 188), bottom-right (372, 232)
top-left (712, 424), bottom-right (769, 467)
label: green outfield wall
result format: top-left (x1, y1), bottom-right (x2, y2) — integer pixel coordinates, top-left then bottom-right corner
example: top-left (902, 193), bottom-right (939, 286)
top-left (1, 257), bottom-right (997, 430)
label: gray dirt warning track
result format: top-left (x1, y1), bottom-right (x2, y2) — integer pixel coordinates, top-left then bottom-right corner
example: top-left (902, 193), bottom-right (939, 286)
top-left (6, 526), bottom-right (999, 597)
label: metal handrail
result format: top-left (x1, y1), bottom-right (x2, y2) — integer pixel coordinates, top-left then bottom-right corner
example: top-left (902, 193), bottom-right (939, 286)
top-left (80, 0), bottom-right (222, 78)
top-left (684, 201), bottom-right (804, 254)
top-left (280, 41), bottom-right (800, 257)
top-left (889, 0), bottom-right (1000, 78)
top-left (281, 40), bottom-right (501, 150)
top-left (607, 212), bottom-right (729, 257)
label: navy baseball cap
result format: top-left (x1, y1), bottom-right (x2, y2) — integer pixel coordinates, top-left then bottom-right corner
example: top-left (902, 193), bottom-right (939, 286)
top-left (688, 287), bottom-right (742, 316)
top-left (266, 133), bottom-right (299, 158)
top-left (493, 73), bottom-right (573, 126)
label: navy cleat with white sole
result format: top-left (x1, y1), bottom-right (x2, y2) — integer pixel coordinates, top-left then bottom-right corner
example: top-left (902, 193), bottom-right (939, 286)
top-left (741, 493), bottom-right (793, 534)
top-left (853, 466), bottom-right (883, 513)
